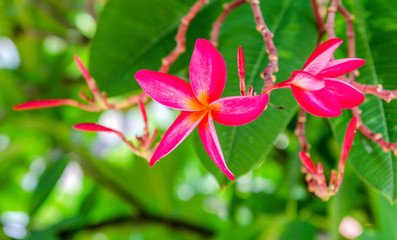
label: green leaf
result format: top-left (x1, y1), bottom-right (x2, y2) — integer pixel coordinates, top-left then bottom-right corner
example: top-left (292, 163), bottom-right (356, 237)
top-left (331, 0), bottom-right (397, 201)
top-left (30, 153), bottom-right (69, 215)
top-left (90, 0), bottom-right (223, 96)
top-left (193, 0), bottom-right (317, 184)
top-left (279, 220), bottom-right (316, 240)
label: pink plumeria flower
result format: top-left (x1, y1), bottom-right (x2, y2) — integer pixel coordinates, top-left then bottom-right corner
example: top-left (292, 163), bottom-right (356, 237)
top-left (299, 116), bottom-right (357, 200)
top-left (135, 39), bottom-right (269, 180)
top-left (269, 39), bottom-right (365, 117)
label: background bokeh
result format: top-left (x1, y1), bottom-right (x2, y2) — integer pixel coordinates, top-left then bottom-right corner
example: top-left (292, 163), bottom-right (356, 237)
top-left (1, 0), bottom-right (397, 239)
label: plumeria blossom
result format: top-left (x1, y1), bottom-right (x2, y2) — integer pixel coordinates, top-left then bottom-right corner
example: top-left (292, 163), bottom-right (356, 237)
top-left (267, 38), bottom-right (365, 117)
top-left (135, 39), bottom-right (269, 180)
top-left (299, 116), bottom-right (357, 200)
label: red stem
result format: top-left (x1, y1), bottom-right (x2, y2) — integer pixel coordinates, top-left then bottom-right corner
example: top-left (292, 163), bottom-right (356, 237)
top-left (248, 0), bottom-right (278, 92)
top-left (210, 0), bottom-right (247, 47)
top-left (159, 0), bottom-right (209, 73)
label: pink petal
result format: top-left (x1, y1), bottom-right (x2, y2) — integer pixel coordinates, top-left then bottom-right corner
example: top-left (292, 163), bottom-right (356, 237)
top-left (324, 78), bottom-right (365, 109)
top-left (317, 58), bottom-right (366, 78)
top-left (302, 38), bottom-right (343, 75)
top-left (150, 111), bottom-right (206, 166)
top-left (13, 99), bottom-right (77, 110)
top-left (190, 39), bottom-right (226, 105)
top-left (291, 86), bottom-right (341, 117)
top-left (198, 114), bottom-right (235, 180)
top-left (289, 71), bottom-right (325, 91)
top-left (210, 94), bottom-right (269, 126)
top-left (135, 70), bottom-right (204, 111)
top-left (340, 116), bottom-right (357, 164)
top-left (299, 152), bottom-right (317, 175)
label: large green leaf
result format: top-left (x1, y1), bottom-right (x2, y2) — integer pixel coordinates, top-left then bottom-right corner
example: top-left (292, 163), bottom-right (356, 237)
top-left (89, 0), bottom-right (224, 96)
top-left (193, 0), bottom-right (317, 184)
top-left (331, 0), bottom-right (397, 201)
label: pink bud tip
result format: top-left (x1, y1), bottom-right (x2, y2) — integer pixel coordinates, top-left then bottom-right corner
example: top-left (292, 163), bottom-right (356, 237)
top-left (299, 152), bottom-right (317, 174)
top-left (73, 123), bottom-right (115, 132)
top-left (74, 55), bottom-right (92, 81)
top-left (13, 99), bottom-right (74, 110)
top-left (138, 98), bottom-right (148, 125)
top-left (237, 45), bottom-right (245, 80)
top-left (340, 116), bottom-right (357, 168)
top-left (248, 86), bottom-right (254, 96)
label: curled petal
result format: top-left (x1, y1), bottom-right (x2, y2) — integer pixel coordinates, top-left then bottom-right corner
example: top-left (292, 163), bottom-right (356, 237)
top-left (135, 70), bottom-right (204, 111)
top-left (210, 94), bottom-right (269, 126)
top-left (324, 78), bottom-right (365, 109)
top-left (190, 39), bottom-right (226, 105)
top-left (302, 38), bottom-right (343, 75)
top-left (317, 58), bottom-right (366, 78)
top-left (150, 111), bottom-right (206, 166)
top-left (340, 116), bottom-right (357, 166)
top-left (13, 99), bottom-right (80, 110)
top-left (198, 114), bottom-right (235, 180)
top-left (299, 152), bottom-right (317, 175)
top-left (289, 71), bottom-right (325, 91)
top-left (291, 86), bottom-right (341, 117)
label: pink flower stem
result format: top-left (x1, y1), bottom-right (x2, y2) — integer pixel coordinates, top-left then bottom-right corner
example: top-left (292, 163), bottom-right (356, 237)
top-left (309, 0), bottom-right (325, 45)
top-left (295, 108), bottom-right (310, 154)
top-left (249, 0), bottom-right (279, 93)
top-left (210, 0), bottom-right (247, 47)
top-left (144, 128), bottom-right (159, 151)
top-left (159, 0), bottom-right (209, 73)
top-left (78, 92), bottom-right (95, 105)
top-left (113, 92), bottom-right (148, 110)
top-left (64, 99), bottom-right (102, 112)
top-left (101, 92), bottom-right (115, 109)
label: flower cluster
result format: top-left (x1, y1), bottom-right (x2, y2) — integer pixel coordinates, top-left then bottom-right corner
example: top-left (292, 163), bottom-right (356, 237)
top-left (13, 37), bottom-right (365, 194)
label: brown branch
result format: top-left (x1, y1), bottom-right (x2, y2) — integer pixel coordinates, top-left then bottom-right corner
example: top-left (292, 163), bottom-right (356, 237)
top-left (210, 0), bottom-right (247, 47)
top-left (324, 0), bottom-right (339, 40)
top-left (334, 3), bottom-right (397, 154)
top-left (351, 107), bottom-right (397, 156)
top-left (310, 0), bottom-right (325, 45)
top-left (295, 108), bottom-right (310, 154)
top-left (249, 0), bottom-right (278, 92)
top-left (113, 92), bottom-right (148, 110)
top-left (351, 82), bottom-right (397, 103)
top-left (159, 0), bottom-right (209, 73)
top-left (58, 214), bottom-right (214, 239)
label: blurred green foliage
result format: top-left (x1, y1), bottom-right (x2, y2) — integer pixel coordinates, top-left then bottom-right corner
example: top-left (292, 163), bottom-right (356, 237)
top-left (1, 0), bottom-right (397, 239)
